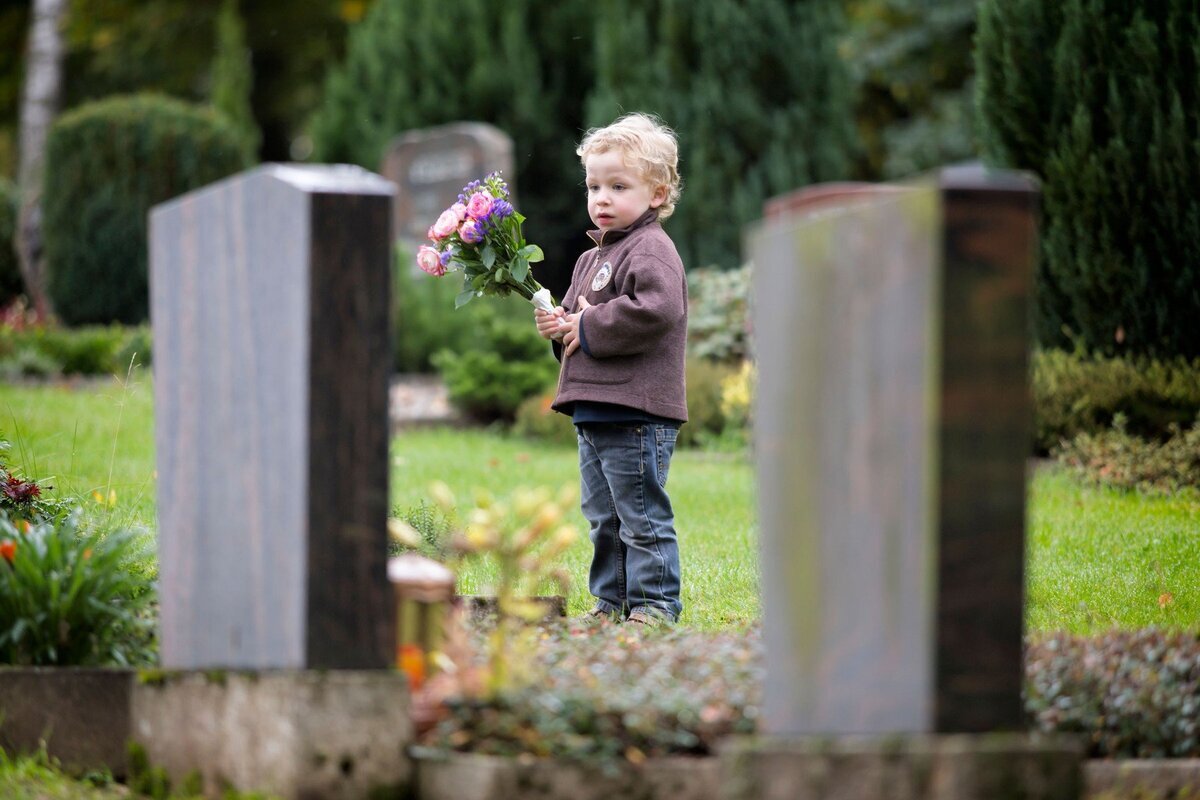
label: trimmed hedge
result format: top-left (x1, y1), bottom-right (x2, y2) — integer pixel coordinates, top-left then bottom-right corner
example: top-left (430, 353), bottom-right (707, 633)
top-left (0, 324), bottom-right (151, 379)
top-left (1032, 349), bottom-right (1200, 454)
top-left (976, 0), bottom-right (1200, 358)
top-left (1026, 630), bottom-right (1200, 758)
top-left (42, 94), bottom-right (251, 325)
top-left (1055, 416), bottom-right (1200, 495)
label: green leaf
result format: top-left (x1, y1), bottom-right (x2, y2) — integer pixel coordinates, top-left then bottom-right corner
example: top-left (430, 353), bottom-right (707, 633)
top-left (512, 257), bottom-right (529, 282)
top-left (455, 289), bottom-right (476, 309)
top-left (521, 245), bottom-right (545, 263)
top-left (481, 245), bottom-right (496, 269)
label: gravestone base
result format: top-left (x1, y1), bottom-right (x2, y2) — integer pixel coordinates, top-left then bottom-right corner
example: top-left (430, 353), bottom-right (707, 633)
top-left (721, 734), bottom-right (1083, 800)
top-left (131, 670), bottom-right (412, 799)
top-left (0, 667), bottom-right (135, 776)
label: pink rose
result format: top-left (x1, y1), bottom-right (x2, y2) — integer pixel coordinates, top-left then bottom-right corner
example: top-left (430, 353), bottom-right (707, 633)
top-left (459, 219), bottom-right (485, 244)
top-left (431, 208), bottom-right (460, 240)
top-left (450, 202), bottom-right (468, 222)
top-left (416, 245), bottom-right (445, 276)
top-left (465, 192), bottom-right (493, 220)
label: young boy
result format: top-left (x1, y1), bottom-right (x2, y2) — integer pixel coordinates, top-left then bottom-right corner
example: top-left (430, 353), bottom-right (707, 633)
top-left (534, 113), bottom-right (688, 626)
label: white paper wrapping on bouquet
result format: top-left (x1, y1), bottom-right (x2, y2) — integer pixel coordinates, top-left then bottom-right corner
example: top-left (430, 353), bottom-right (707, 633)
top-left (530, 287), bottom-right (556, 314)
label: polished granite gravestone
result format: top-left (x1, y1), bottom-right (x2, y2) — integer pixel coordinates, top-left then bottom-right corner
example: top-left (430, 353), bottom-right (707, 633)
top-left (751, 164), bottom-right (1039, 736)
top-left (380, 122), bottom-right (514, 245)
top-left (149, 164), bottom-right (396, 669)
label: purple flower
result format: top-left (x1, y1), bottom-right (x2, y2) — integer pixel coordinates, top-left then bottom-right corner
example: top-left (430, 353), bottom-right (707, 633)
top-left (439, 249), bottom-right (453, 266)
top-left (491, 200), bottom-right (514, 219)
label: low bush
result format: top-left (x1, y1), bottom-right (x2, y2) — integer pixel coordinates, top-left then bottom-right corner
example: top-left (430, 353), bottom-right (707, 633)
top-left (392, 244), bottom-right (529, 374)
top-left (1055, 415), bottom-right (1200, 495)
top-left (432, 306), bottom-right (559, 423)
top-left (513, 391), bottom-right (576, 447)
top-left (0, 513), bottom-right (156, 666)
top-left (688, 264), bottom-right (751, 364)
top-left (680, 357), bottom-right (737, 448)
top-left (1033, 349), bottom-right (1200, 453)
top-left (0, 324), bottom-right (151, 379)
top-left (1026, 629), bottom-right (1200, 758)
top-left (423, 625), bottom-right (762, 762)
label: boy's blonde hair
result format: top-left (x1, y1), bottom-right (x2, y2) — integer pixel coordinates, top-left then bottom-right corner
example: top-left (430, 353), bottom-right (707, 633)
top-left (577, 112), bottom-right (682, 220)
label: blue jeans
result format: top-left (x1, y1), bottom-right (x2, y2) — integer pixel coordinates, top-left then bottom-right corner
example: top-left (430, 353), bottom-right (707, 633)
top-left (576, 422), bottom-right (682, 621)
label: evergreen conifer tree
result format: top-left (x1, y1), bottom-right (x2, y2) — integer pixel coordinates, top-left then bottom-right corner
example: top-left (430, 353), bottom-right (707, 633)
top-left (977, 0), bottom-right (1200, 358)
top-left (586, 0), bottom-right (857, 270)
top-left (309, 0), bottom-right (593, 285)
top-left (211, 0), bottom-right (260, 159)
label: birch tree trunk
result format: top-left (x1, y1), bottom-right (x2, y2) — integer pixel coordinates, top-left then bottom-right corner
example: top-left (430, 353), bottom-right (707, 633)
top-left (14, 0), bottom-right (69, 319)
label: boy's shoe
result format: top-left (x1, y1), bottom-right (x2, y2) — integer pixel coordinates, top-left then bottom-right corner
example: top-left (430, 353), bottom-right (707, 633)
top-left (574, 606), bottom-right (621, 626)
top-left (626, 607), bottom-right (671, 628)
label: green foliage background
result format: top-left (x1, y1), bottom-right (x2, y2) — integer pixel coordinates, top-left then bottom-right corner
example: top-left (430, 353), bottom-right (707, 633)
top-left (42, 94), bottom-right (251, 324)
top-left (584, 0), bottom-right (856, 271)
top-left (976, 0), bottom-right (1200, 359)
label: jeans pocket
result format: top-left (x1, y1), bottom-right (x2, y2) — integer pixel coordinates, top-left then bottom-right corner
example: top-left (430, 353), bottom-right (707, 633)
top-left (654, 425), bottom-right (679, 487)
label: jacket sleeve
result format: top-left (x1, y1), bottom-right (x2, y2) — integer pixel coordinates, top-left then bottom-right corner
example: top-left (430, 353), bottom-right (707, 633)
top-left (578, 255), bottom-right (685, 358)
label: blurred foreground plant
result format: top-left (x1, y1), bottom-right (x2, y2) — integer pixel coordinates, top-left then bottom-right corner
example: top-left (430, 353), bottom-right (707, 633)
top-left (0, 512), bottom-right (155, 666)
top-left (428, 481), bottom-right (578, 697)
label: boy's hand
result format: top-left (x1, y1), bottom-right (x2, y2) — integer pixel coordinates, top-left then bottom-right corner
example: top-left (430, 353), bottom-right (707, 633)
top-left (535, 306), bottom-right (567, 341)
top-left (560, 297), bottom-right (592, 357)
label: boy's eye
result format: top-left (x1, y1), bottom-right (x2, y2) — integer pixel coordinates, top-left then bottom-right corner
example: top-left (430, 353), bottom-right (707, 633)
top-left (612, 184), bottom-right (625, 191)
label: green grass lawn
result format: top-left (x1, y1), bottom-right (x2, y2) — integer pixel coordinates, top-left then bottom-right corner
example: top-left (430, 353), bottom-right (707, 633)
top-left (1, 377), bottom-right (1197, 633)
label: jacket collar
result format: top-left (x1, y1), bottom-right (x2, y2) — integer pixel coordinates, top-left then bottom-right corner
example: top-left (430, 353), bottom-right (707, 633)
top-left (586, 208), bottom-right (660, 247)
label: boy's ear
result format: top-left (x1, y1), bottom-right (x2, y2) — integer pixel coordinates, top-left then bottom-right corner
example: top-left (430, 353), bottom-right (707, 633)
top-left (649, 184), bottom-right (668, 208)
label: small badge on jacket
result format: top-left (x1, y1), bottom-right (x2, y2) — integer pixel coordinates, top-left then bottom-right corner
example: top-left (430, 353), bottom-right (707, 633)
top-left (591, 261), bottom-right (613, 292)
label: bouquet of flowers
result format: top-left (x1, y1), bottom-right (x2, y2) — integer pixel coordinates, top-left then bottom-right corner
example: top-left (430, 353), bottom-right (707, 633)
top-left (416, 172), bottom-right (555, 313)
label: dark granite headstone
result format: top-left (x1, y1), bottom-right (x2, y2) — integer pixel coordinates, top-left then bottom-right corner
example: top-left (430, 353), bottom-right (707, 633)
top-left (751, 164), bottom-right (1038, 735)
top-left (149, 164), bottom-right (396, 669)
top-left (381, 122), bottom-right (514, 245)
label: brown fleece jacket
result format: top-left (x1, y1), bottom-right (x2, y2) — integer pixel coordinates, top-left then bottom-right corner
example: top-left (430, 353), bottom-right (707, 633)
top-left (551, 210), bottom-right (689, 422)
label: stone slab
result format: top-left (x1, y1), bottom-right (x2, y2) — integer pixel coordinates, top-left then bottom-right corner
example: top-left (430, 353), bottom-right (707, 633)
top-left (131, 670), bottom-right (411, 799)
top-left (148, 164), bottom-right (395, 670)
top-left (412, 749), bottom-right (721, 800)
top-left (381, 122), bottom-right (514, 245)
top-left (0, 667), bottom-right (133, 775)
top-left (750, 166), bottom-right (1038, 736)
top-left (721, 734), bottom-right (1083, 800)
top-left (1084, 759), bottom-right (1200, 799)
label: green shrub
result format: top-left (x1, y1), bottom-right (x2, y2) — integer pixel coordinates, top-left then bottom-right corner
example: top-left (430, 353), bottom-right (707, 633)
top-left (513, 391), bottom-right (576, 446)
top-left (390, 499), bottom-right (456, 561)
top-left (43, 94), bottom-right (251, 325)
top-left (1025, 630), bottom-right (1200, 758)
top-left (0, 178), bottom-right (22, 307)
top-left (1055, 415), bottom-right (1200, 495)
top-left (1032, 349), bottom-right (1200, 453)
top-left (432, 305), bottom-right (560, 422)
top-left (0, 513), bottom-right (156, 666)
top-left (0, 324), bottom-right (152, 377)
top-left (423, 626), bottom-right (760, 761)
top-left (976, 0), bottom-right (1200, 358)
top-left (392, 245), bottom-right (524, 374)
top-left (680, 357), bottom-right (737, 448)
top-left (687, 264), bottom-right (751, 363)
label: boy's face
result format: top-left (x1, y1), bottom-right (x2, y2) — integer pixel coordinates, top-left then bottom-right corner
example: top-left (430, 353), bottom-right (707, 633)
top-left (584, 149), bottom-right (667, 233)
